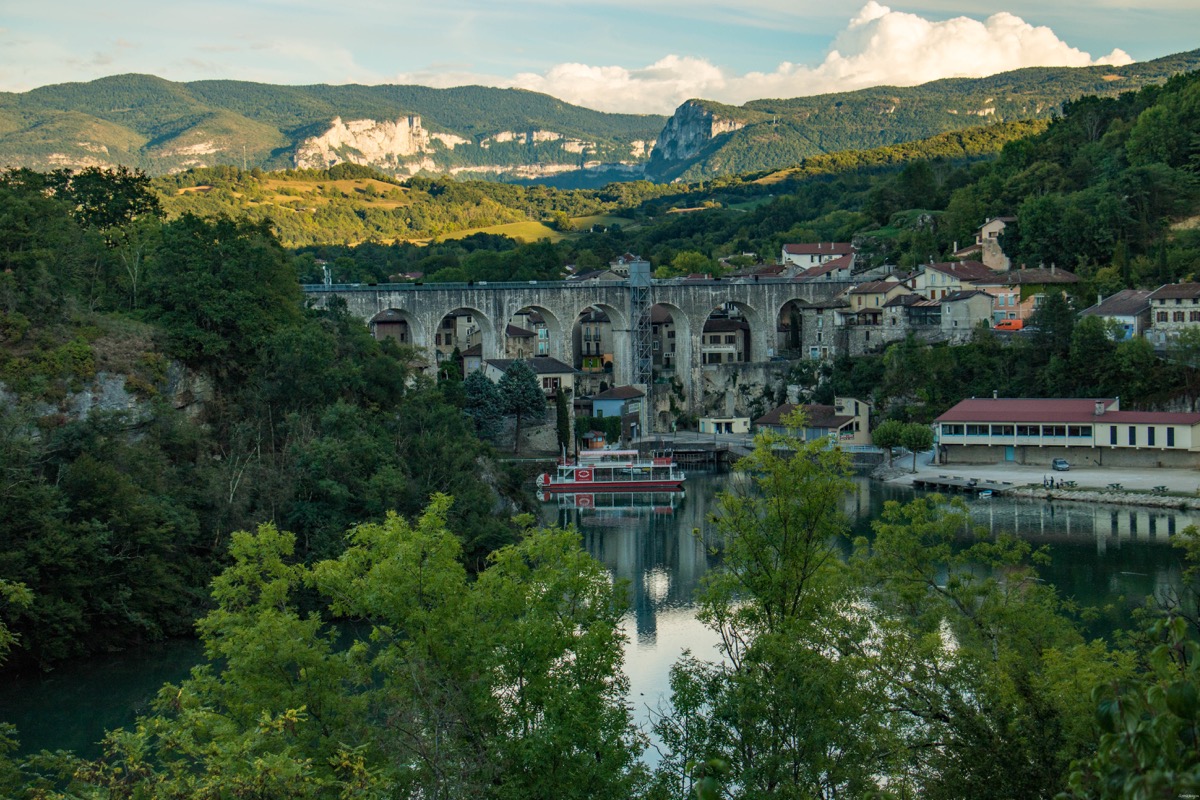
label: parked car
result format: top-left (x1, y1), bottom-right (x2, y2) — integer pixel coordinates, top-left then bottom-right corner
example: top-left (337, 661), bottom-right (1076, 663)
top-left (1052, 458), bottom-right (1070, 471)
top-left (994, 318), bottom-right (1024, 331)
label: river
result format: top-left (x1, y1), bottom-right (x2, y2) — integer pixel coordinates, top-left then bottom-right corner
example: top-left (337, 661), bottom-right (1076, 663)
top-left (1, 472), bottom-right (1192, 758)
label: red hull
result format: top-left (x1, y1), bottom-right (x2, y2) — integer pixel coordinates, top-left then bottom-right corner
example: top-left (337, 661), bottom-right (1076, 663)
top-left (539, 479), bottom-right (684, 493)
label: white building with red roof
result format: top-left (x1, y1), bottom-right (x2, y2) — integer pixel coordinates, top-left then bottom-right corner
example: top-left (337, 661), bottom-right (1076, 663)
top-left (781, 242), bottom-right (855, 270)
top-left (935, 397), bottom-right (1200, 468)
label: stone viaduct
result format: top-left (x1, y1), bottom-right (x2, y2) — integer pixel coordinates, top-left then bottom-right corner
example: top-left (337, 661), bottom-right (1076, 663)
top-left (303, 276), bottom-right (853, 420)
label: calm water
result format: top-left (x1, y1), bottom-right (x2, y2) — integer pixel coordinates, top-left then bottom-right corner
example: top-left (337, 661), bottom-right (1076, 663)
top-left (1, 473), bottom-right (1190, 757)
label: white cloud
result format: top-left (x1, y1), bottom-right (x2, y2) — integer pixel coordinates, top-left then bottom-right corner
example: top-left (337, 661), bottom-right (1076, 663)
top-left (406, 2), bottom-right (1133, 114)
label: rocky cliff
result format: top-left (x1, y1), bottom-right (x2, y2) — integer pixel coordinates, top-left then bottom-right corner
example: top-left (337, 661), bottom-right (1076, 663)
top-left (648, 101), bottom-right (746, 167)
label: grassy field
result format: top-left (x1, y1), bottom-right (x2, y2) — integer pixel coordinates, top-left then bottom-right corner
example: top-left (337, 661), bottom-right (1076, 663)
top-left (437, 220), bottom-right (565, 243)
top-left (572, 214), bottom-right (636, 229)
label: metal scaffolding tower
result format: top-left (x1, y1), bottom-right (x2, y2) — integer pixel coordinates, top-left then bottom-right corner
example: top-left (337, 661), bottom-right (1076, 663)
top-left (628, 259), bottom-right (653, 388)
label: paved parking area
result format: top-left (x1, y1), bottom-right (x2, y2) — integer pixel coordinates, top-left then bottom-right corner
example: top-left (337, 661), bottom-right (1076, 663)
top-left (895, 451), bottom-right (1200, 495)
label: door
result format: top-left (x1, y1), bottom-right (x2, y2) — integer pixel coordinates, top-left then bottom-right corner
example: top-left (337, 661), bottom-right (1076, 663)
top-left (1005, 446), bottom-right (1015, 462)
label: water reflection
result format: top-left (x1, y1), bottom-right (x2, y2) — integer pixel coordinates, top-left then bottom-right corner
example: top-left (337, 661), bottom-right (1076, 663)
top-left (543, 472), bottom-right (1193, 738)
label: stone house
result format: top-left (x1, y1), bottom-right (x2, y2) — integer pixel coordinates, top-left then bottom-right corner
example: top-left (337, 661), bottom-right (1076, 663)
top-left (574, 307), bottom-right (614, 373)
top-left (1147, 283), bottom-right (1200, 344)
top-left (701, 317), bottom-right (750, 365)
top-left (940, 290), bottom-right (994, 342)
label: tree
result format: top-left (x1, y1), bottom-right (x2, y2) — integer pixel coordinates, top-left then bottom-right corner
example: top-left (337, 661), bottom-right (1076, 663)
top-left (652, 412), bottom-right (894, 798)
top-left (852, 495), bottom-right (1128, 798)
top-left (555, 387), bottom-right (571, 455)
top-left (498, 361), bottom-right (547, 454)
top-left (900, 422), bottom-right (934, 473)
top-left (464, 370), bottom-right (504, 441)
top-left (871, 419), bottom-right (905, 465)
top-left (44, 499), bottom-right (646, 798)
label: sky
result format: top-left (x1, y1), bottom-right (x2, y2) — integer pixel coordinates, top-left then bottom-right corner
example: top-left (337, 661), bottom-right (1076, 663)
top-left (1, 1), bottom-right (1195, 115)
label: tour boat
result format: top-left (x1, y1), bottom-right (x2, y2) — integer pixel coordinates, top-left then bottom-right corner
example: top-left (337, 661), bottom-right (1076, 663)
top-left (538, 489), bottom-right (684, 515)
top-left (536, 449), bottom-right (685, 493)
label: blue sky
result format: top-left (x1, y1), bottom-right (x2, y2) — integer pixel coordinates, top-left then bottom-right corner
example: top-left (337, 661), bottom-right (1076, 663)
top-left (1, 1), bottom-right (1194, 114)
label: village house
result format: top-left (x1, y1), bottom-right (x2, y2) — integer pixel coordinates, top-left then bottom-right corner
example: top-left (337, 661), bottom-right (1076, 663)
top-left (935, 397), bottom-right (1200, 468)
top-left (701, 317), bottom-right (750, 364)
top-left (574, 307), bottom-right (614, 373)
top-left (781, 242), bottom-right (855, 270)
top-left (590, 385), bottom-right (644, 419)
top-left (483, 357), bottom-right (579, 399)
top-left (978, 266), bottom-right (1080, 322)
top-left (754, 397), bottom-right (871, 446)
top-left (1146, 283), bottom-right (1200, 345)
top-left (1081, 289), bottom-right (1153, 340)
top-left (908, 260), bottom-right (997, 300)
top-left (793, 253), bottom-right (855, 281)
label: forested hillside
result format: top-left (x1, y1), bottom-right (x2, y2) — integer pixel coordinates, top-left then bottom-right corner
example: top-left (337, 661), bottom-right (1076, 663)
top-left (0, 167), bottom-right (527, 674)
top-left (0, 75), bottom-right (664, 176)
top-left (649, 48), bottom-right (1200, 181)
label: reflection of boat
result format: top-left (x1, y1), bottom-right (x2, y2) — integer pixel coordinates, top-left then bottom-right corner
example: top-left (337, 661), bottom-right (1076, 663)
top-left (539, 489), bottom-right (684, 515)
top-left (978, 489), bottom-right (994, 499)
top-left (536, 449), bottom-right (685, 493)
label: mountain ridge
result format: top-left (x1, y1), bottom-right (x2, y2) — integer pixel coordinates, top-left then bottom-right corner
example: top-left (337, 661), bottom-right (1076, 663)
top-left (2, 48), bottom-right (1198, 184)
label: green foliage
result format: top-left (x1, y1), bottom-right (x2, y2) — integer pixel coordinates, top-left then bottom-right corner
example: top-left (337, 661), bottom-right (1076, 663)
top-left (464, 369), bottom-right (504, 441)
top-left (40, 501), bottom-right (645, 798)
top-left (653, 416), bottom-right (895, 798)
top-left (899, 422), bottom-right (934, 472)
top-left (871, 418), bottom-right (905, 464)
top-left (498, 360), bottom-right (547, 454)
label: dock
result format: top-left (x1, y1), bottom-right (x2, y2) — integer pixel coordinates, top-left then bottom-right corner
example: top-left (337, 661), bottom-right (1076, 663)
top-left (912, 474), bottom-right (1014, 496)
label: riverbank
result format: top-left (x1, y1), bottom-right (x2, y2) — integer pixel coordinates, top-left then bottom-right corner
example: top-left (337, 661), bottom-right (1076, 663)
top-left (882, 451), bottom-right (1200, 511)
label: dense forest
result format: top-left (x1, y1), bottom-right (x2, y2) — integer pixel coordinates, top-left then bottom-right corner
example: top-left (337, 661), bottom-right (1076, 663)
top-left (1, 65), bottom-right (1200, 798)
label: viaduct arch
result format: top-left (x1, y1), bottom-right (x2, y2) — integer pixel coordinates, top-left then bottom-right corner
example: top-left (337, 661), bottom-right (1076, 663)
top-left (305, 277), bottom-right (853, 423)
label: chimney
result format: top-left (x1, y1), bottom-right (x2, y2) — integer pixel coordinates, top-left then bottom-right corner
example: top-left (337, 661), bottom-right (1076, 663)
top-left (1094, 401), bottom-right (1105, 416)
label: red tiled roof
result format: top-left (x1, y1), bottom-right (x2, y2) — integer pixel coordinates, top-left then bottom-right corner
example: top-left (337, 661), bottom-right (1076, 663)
top-left (923, 260), bottom-right (997, 283)
top-left (935, 398), bottom-right (1200, 425)
top-left (784, 242), bottom-right (854, 256)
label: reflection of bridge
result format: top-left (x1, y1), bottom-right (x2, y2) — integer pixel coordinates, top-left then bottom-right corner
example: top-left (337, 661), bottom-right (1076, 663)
top-left (302, 276), bottom-right (853, 412)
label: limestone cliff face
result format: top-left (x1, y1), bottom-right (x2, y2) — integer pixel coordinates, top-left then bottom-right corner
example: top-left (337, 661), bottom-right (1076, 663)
top-left (649, 100), bottom-right (745, 165)
top-left (294, 116), bottom-right (471, 170)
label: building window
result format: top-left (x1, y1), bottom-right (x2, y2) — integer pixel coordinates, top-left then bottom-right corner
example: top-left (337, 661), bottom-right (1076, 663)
top-left (1017, 425), bottom-right (1039, 437)
top-left (1110, 426), bottom-right (1118, 445)
top-left (1068, 425), bottom-right (1092, 437)
top-left (667, 330), bottom-right (675, 339)
top-left (966, 424), bottom-right (989, 436)
top-left (1175, 311), bottom-right (1186, 322)
top-left (1190, 311), bottom-right (1200, 322)
top-left (725, 335), bottom-right (736, 344)
top-left (1148, 427), bottom-right (1156, 446)
top-left (1168, 427), bottom-right (1176, 447)
top-left (942, 424), bottom-right (964, 436)
top-left (990, 425), bottom-right (1014, 436)
top-left (1129, 426), bottom-right (1137, 446)
top-left (1158, 312), bottom-right (1169, 322)
top-left (1044, 425), bottom-right (1066, 437)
